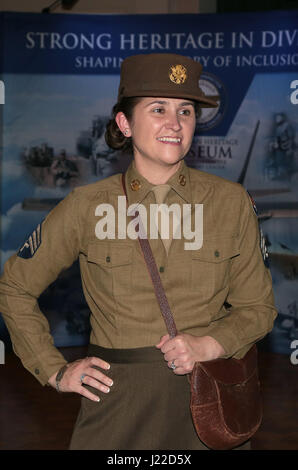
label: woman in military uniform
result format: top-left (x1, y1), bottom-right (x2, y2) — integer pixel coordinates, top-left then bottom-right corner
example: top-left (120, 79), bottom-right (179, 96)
top-left (0, 54), bottom-right (277, 450)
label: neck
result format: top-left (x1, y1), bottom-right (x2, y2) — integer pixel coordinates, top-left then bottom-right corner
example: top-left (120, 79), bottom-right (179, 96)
top-left (133, 159), bottom-right (183, 185)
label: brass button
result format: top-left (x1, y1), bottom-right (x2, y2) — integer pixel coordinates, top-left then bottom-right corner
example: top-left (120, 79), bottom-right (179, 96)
top-left (214, 250), bottom-right (220, 258)
top-left (130, 179), bottom-right (141, 191)
top-left (178, 174), bottom-right (186, 186)
top-left (106, 256), bottom-right (111, 263)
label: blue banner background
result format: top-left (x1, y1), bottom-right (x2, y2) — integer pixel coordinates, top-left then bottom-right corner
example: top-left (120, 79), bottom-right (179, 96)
top-left (1, 10), bottom-right (298, 354)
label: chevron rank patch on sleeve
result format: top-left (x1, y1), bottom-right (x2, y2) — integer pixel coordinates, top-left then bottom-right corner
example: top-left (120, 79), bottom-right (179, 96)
top-left (17, 222), bottom-right (43, 259)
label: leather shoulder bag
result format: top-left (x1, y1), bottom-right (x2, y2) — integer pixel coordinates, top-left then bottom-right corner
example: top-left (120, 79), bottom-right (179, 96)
top-left (121, 174), bottom-right (263, 450)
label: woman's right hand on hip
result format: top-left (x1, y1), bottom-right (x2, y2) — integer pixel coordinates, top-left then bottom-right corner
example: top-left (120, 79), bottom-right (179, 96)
top-left (47, 356), bottom-right (113, 402)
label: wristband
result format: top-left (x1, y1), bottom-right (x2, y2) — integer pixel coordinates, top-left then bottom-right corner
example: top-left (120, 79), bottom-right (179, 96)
top-left (55, 364), bottom-right (69, 393)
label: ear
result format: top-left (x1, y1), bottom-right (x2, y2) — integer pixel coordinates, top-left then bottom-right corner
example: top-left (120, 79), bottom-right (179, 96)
top-left (115, 112), bottom-right (132, 137)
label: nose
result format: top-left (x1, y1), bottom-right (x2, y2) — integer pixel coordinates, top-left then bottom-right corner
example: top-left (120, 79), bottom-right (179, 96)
top-left (165, 111), bottom-right (182, 132)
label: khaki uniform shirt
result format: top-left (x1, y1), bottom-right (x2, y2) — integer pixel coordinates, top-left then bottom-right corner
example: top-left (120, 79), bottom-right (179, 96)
top-left (0, 160), bottom-right (277, 385)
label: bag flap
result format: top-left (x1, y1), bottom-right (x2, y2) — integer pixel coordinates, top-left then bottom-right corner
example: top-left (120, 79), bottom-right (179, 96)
top-left (197, 345), bottom-right (258, 384)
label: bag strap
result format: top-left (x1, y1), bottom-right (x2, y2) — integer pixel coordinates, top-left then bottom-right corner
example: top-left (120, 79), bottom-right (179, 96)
top-left (121, 173), bottom-right (178, 338)
top-left (121, 173), bottom-right (255, 373)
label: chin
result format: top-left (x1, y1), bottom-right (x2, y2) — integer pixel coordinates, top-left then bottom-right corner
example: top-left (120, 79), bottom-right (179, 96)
top-left (160, 154), bottom-right (185, 166)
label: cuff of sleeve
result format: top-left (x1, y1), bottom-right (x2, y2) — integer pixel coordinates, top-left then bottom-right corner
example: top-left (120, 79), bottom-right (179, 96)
top-left (23, 348), bottom-right (68, 386)
top-left (206, 317), bottom-right (243, 359)
top-left (207, 324), bottom-right (259, 360)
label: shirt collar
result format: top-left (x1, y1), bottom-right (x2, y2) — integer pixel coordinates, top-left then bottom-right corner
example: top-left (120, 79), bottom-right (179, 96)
top-left (123, 159), bottom-right (192, 207)
top-left (166, 159), bottom-right (191, 203)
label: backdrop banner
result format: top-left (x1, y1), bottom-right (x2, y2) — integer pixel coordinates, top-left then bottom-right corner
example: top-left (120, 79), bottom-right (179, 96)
top-left (0, 10), bottom-right (297, 355)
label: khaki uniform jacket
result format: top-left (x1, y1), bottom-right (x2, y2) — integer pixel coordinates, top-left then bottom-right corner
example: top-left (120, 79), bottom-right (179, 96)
top-left (0, 160), bottom-right (277, 385)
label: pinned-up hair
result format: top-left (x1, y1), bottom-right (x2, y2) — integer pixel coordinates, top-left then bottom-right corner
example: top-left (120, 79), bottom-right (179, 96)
top-left (105, 97), bottom-right (143, 153)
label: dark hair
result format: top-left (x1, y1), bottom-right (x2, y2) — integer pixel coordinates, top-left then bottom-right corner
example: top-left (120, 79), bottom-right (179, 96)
top-left (105, 97), bottom-right (201, 153)
top-left (105, 97), bottom-right (143, 153)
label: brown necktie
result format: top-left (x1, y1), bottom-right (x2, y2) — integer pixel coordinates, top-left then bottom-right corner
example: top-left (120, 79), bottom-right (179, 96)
top-left (152, 184), bottom-right (172, 255)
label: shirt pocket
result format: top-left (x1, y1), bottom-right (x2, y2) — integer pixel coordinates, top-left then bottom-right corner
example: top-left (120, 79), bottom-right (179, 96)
top-left (191, 238), bottom-right (240, 299)
top-left (87, 242), bottom-right (133, 296)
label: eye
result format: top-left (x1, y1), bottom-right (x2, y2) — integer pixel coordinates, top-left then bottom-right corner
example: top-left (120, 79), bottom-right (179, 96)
top-left (152, 107), bottom-right (165, 114)
top-left (179, 108), bottom-right (192, 116)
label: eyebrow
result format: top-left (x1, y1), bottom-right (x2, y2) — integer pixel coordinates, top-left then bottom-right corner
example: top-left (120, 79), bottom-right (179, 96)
top-left (145, 100), bottom-right (195, 108)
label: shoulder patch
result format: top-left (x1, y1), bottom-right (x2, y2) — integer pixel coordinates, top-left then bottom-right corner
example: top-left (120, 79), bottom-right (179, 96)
top-left (247, 191), bottom-right (258, 216)
top-left (247, 191), bottom-right (269, 267)
top-left (260, 227), bottom-right (269, 268)
top-left (17, 222), bottom-right (43, 259)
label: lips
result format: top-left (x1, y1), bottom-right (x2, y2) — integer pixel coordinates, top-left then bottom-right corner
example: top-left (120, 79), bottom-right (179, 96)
top-left (156, 137), bottom-right (182, 143)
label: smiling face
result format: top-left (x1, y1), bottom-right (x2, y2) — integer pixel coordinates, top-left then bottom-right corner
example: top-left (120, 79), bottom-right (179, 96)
top-left (115, 97), bottom-right (196, 183)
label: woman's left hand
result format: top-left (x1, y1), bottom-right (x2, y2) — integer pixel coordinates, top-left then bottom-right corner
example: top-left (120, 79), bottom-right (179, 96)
top-left (155, 333), bottom-right (226, 375)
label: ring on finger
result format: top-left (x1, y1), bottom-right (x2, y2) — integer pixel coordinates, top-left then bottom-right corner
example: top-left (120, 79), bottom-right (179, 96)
top-left (80, 373), bottom-right (86, 384)
top-left (170, 361), bottom-right (176, 370)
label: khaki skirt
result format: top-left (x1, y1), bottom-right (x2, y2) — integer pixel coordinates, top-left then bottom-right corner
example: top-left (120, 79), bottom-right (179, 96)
top-left (69, 344), bottom-right (209, 450)
top-left (69, 344), bottom-right (250, 450)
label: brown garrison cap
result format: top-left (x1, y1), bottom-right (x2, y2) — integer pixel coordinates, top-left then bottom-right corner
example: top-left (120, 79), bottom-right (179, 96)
top-left (118, 53), bottom-right (218, 108)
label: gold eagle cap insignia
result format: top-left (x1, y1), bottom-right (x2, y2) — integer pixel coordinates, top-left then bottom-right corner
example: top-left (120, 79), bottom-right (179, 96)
top-left (169, 64), bottom-right (187, 85)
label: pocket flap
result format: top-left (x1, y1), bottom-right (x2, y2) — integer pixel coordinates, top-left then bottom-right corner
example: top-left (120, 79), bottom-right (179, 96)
top-left (192, 238), bottom-right (240, 263)
top-left (87, 242), bottom-right (132, 267)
